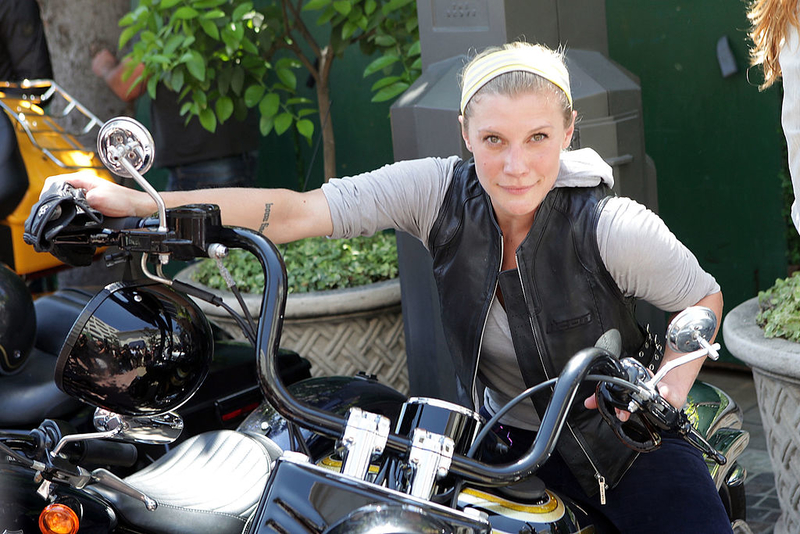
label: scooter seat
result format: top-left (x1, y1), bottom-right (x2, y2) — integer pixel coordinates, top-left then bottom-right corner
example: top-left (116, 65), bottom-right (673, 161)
top-left (91, 429), bottom-right (283, 534)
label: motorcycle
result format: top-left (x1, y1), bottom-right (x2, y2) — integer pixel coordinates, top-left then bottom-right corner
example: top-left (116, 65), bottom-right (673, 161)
top-left (0, 117), bottom-right (751, 533)
top-left (0, 81), bottom-right (310, 461)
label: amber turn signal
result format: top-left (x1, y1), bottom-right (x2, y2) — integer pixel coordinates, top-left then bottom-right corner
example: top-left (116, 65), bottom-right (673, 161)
top-left (38, 503), bottom-right (79, 534)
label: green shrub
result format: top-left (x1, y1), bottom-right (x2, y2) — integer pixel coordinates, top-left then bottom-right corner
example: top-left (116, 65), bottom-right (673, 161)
top-left (191, 231), bottom-right (398, 294)
top-left (757, 271), bottom-right (800, 342)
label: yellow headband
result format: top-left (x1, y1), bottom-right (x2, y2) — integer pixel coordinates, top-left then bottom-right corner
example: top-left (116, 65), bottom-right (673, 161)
top-left (460, 46), bottom-right (572, 115)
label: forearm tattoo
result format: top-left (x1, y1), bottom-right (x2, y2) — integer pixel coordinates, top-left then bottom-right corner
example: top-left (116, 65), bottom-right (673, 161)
top-left (258, 203), bottom-right (273, 234)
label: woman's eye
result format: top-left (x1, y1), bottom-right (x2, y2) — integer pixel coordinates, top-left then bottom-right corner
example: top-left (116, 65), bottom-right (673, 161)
top-left (531, 133), bottom-right (547, 142)
top-left (484, 135), bottom-right (501, 144)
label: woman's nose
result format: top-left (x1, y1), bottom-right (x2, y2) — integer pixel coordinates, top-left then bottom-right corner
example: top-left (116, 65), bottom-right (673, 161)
top-left (503, 146), bottom-right (528, 176)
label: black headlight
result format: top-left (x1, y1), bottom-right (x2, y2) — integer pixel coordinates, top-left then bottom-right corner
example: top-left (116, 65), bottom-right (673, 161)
top-left (55, 281), bottom-right (213, 416)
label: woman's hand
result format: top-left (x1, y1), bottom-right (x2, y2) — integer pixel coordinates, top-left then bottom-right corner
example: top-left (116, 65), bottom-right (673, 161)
top-left (41, 172), bottom-right (154, 218)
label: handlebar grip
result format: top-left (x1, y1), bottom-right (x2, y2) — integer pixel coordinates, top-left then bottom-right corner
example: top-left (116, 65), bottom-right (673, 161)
top-left (72, 439), bottom-right (139, 468)
top-left (103, 216), bottom-right (145, 231)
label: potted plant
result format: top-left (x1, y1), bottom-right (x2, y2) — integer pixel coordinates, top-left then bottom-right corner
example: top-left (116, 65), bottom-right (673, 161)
top-left (178, 231), bottom-right (408, 393)
top-left (722, 273), bottom-right (800, 534)
top-left (116, 0), bottom-right (420, 182)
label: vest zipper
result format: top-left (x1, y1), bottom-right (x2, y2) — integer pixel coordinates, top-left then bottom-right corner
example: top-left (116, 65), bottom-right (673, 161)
top-left (470, 239), bottom-right (503, 409)
top-left (515, 250), bottom-right (610, 505)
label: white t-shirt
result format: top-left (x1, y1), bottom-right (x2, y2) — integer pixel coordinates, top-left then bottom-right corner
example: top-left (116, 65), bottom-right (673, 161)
top-left (781, 23), bottom-right (800, 234)
top-left (321, 148), bottom-right (720, 429)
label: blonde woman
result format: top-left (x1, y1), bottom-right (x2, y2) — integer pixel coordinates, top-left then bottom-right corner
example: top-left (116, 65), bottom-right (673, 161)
top-left (41, 42), bottom-right (727, 532)
top-left (749, 0), bottom-right (800, 234)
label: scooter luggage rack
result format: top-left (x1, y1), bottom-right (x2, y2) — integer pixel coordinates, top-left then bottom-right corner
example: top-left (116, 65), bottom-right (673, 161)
top-left (0, 79), bottom-right (105, 170)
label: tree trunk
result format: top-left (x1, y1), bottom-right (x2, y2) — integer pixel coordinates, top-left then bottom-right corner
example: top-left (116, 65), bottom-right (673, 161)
top-left (316, 47), bottom-right (336, 182)
top-left (37, 0), bottom-right (133, 129)
top-left (37, 0), bottom-right (140, 289)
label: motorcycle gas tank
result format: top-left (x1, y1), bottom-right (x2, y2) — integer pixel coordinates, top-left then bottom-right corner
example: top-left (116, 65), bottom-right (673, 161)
top-left (0, 463), bottom-right (116, 533)
top-left (238, 374), bottom-right (407, 459)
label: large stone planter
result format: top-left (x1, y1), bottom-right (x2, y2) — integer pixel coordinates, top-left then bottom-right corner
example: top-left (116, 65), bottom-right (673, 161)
top-left (177, 264), bottom-right (408, 394)
top-left (723, 297), bottom-right (800, 534)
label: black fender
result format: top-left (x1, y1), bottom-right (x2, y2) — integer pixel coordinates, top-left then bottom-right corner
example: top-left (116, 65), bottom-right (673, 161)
top-left (238, 374), bottom-right (407, 460)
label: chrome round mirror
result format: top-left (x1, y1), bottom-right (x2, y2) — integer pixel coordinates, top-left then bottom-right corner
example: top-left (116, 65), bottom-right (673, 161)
top-left (96, 117), bottom-right (155, 178)
top-left (666, 306), bottom-right (717, 354)
top-left (93, 409), bottom-right (184, 445)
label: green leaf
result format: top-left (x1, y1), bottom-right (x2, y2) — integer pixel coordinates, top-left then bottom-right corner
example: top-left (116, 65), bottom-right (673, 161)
top-left (297, 108), bottom-right (317, 117)
top-left (316, 6), bottom-right (336, 25)
top-left (302, 0), bottom-right (331, 11)
top-left (286, 97), bottom-right (313, 105)
top-left (374, 34), bottom-right (396, 47)
top-left (199, 19), bottom-right (220, 40)
top-left (370, 75), bottom-right (401, 91)
top-left (333, 0), bottom-right (351, 15)
top-left (161, 0), bottom-right (182, 7)
top-left (171, 68), bottom-right (184, 92)
top-left (232, 2), bottom-right (253, 21)
top-left (258, 93), bottom-right (280, 117)
top-left (364, 0), bottom-right (376, 15)
top-left (215, 96), bottom-right (234, 122)
top-left (381, 0), bottom-right (414, 15)
top-left (341, 20), bottom-right (358, 40)
top-left (372, 81), bottom-right (409, 102)
top-left (163, 34), bottom-right (184, 55)
top-left (296, 119), bottom-right (314, 141)
top-left (276, 68), bottom-right (297, 90)
top-left (185, 50), bottom-right (206, 81)
top-left (118, 22), bottom-right (145, 49)
top-left (174, 6), bottom-right (200, 19)
top-left (244, 84), bottom-right (265, 107)
top-left (363, 54), bottom-right (398, 77)
top-left (147, 76), bottom-right (159, 99)
top-left (119, 12), bottom-right (136, 27)
top-left (259, 114), bottom-right (274, 136)
top-left (199, 108), bottom-right (217, 132)
top-left (202, 9), bottom-right (225, 19)
top-left (274, 112), bottom-right (293, 135)
top-left (408, 40), bottom-right (421, 56)
top-left (231, 68), bottom-right (245, 95)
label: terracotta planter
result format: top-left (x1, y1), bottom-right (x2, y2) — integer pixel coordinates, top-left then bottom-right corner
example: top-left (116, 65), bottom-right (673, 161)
top-left (723, 297), bottom-right (800, 534)
top-left (177, 264), bottom-right (408, 394)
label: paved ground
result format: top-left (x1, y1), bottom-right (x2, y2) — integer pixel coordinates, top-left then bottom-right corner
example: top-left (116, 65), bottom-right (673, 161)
top-left (698, 366), bottom-right (780, 534)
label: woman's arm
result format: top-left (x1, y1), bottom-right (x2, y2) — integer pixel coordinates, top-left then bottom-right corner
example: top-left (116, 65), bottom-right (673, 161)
top-left (41, 172), bottom-right (333, 244)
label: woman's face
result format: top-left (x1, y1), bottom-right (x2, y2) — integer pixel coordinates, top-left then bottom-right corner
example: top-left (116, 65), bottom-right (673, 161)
top-left (460, 91), bottom-right (575, 228)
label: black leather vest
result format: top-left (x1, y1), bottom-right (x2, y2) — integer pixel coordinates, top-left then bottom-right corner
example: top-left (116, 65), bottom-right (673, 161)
top-left (427, 159), bottom-right (662, 496)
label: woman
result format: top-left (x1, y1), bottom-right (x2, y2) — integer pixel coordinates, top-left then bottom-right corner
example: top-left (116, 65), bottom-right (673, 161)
top-left (43, 42), bottom-right (728, 533)
top-left (749, 0), bottom-right (800, 234)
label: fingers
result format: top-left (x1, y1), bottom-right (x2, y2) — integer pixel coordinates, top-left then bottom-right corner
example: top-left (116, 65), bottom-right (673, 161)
top-left (584, 393), bottom-right (630, 422)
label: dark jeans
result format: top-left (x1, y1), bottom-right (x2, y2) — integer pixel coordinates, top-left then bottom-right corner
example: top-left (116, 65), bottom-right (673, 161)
top-left (165, 151), bottom-right (258, 191)
top-left (480, 409), bottom-right (733, 534)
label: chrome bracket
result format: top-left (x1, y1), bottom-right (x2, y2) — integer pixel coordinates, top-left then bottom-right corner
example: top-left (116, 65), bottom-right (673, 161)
top-left (340, 408), bottom-right (390, 480)
top-left (407, 429), bottom-right (455, 500)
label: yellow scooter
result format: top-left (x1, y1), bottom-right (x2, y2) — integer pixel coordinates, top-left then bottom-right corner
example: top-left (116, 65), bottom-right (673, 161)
top-left (0, 79), bottom-right (114, 276)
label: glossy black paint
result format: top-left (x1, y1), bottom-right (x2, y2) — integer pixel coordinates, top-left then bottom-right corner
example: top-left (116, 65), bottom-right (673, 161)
top-left (55, 281), bottom-right (213, 416)
top-left (238, 374), bottom-right (407, 459)
top-left (250, 457), bottom-right (489, 534)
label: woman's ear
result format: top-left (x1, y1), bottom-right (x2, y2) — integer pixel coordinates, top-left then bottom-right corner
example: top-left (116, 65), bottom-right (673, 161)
top-left (459, 115), bottom-right (473, 152)
top-left (562, 110), bottom-right (577, 150)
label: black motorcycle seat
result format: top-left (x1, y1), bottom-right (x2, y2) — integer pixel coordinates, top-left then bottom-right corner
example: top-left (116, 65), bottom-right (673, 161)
top-left (0, 346), bottom-right (83, 426)
top-left (90, 429), bottom-right (283, 534)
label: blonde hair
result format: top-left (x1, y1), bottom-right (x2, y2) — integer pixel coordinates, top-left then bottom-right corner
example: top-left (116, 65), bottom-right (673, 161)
top-left (748, 0), bottom-right (800, 89)
top-left (459, 42), bottom-right (573, 128)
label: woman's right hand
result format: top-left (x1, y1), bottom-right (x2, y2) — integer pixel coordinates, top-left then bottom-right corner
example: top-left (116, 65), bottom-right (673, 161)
top-left (41, 172), bottom-right (155, 218)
